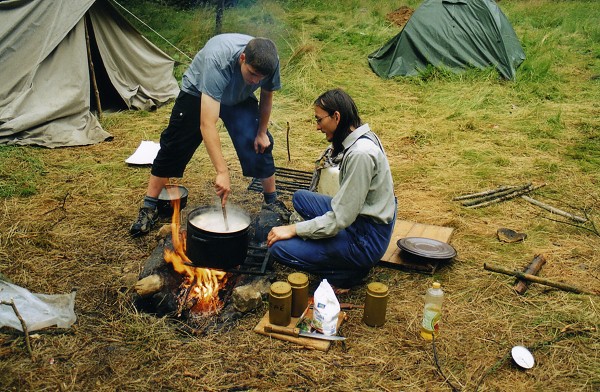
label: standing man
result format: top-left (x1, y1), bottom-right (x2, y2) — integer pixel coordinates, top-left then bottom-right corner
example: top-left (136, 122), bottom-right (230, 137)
top-left (130, 34), bottom-right (289, 237)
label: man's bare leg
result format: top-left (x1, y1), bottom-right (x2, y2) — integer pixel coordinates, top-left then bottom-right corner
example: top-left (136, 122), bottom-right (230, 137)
top-left (146, 175), bottom-right (170, 198)
top-left (261, 175), bottom-right (276, 194)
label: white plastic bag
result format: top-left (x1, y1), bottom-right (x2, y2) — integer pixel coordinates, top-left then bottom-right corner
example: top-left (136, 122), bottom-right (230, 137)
top-left (311, 279), bottom-right (340, 336)
top-left (0, 280), bottom-right (76, 332)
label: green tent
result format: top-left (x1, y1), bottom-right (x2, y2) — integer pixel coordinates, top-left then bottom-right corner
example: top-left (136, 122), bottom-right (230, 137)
top-left (368, 0), bottom-right (525, 80)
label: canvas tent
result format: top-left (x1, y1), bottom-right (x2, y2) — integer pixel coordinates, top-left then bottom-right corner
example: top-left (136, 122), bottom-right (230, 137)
top-left (0, 0), bottom-right (180, 148)
top-left (368, 0), bottom-right (526, 80)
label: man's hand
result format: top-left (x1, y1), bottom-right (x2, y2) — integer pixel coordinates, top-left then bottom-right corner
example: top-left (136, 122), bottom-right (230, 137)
top-left (267, 224), bottom-right (297, 247)
top-left (254, 133), bottom-right (271, 154)
top-left (215, 171), bottom-right (231, 206)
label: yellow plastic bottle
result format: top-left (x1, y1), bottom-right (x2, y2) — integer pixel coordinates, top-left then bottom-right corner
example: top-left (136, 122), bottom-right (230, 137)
top-left (420, 282), bottom-right (444, 340)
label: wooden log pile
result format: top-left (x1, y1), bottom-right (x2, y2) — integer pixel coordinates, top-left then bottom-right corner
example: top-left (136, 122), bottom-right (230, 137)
top-left (453, 183), bottom-right (588, 223)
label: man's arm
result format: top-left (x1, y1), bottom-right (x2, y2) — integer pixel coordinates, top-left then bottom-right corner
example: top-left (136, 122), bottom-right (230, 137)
top-left (254, 89), bottom-right (274, 153)
top-left (200, 94), bottom-right (230, 205)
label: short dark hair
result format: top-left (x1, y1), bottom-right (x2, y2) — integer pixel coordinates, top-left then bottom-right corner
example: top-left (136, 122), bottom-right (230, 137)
top-left (244, 38), bottom-right (279, 76)
top-left (314, 88), bottom-right (362, 155)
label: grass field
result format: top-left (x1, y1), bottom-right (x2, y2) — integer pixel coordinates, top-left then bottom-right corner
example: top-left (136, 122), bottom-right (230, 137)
top-left (1, 0), bottom-right (599, 391)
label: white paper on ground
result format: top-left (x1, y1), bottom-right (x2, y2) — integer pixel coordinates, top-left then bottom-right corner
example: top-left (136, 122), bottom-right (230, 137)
top-left (125, 140), bottom-right (161, 165)
top-left (0, 280), bottom-right (77, 332)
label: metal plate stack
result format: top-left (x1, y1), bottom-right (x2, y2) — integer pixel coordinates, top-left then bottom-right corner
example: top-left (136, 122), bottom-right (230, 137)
top-left (396, 237), bottom-right (457, 263)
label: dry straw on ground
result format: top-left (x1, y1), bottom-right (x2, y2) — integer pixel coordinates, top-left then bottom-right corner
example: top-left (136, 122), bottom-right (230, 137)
top-left (1, 1), bottom-right (599, 391)
top-left (1, 98), bottom-right (598, 391)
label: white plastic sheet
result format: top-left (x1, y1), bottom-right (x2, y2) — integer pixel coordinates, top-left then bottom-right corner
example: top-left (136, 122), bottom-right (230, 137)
top-left (0, 280), bottom-right (76, 332)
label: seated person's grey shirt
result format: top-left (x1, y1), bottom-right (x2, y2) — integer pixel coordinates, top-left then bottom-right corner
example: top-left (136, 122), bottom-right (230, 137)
top-left (181, 33), bottom-right (281, 105)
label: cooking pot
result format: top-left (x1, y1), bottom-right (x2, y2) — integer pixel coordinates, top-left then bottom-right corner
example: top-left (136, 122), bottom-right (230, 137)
top-left (186, 206), bottom-right (251, 269)
top-left (157, 185), bottom-right (188, 219)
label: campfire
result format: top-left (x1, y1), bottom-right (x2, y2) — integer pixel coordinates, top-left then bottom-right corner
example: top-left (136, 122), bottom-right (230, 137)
top-left (163, 194), bottom-right (230, 316)
top-left (132, 187), bottom-right (279, 333)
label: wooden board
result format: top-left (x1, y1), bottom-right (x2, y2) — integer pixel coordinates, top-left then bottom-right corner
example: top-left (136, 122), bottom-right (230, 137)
top-left (254, 308), bottom-right (346, 352)
top-left (379, 220), bottom-right (455, 274)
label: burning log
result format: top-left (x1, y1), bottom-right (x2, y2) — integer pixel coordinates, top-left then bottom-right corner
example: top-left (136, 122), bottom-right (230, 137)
top-left (513, 254), bottom-right (546, 295)
top-left (484, 262), bottom-right (600, 295)
top-left (134, 274), bottom-right (164, 297)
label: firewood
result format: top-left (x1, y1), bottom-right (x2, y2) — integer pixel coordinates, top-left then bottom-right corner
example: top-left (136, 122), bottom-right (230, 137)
top-left (462, 183), bottom-right (532, 207)
top-left (513, 254), bottom-right (546, 295)
top-left (466, 183), bottom-right (546, 209)
top-left (134, 274), bottom-right (164, 296)
top-left (484, 262), bottom-right (599, 295)
top-left (461, 183), bottom-right (530, 206)
top-left (521, 195), bottom-right (587, 223)
top-left (452, 185), bottom-right (517, 201)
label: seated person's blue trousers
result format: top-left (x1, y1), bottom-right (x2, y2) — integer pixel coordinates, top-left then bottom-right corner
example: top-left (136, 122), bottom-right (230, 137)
top-left (270, 190), bottom-right (396, 288)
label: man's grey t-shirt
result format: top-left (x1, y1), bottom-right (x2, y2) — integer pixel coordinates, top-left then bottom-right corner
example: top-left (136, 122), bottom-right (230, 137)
top-left (181, 33), bottom-right (281, 106)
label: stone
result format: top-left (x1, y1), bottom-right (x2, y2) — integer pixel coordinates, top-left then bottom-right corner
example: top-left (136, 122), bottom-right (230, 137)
top-left (231, 284), bottom-right (263, 313)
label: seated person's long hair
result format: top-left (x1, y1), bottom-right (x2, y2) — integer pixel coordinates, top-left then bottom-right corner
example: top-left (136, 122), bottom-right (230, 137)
top-left (314, 89), bottom-right (363, 156)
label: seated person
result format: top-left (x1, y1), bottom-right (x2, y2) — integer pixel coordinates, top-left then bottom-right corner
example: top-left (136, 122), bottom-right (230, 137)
top-left (267, 88), bottom-right (396, 289)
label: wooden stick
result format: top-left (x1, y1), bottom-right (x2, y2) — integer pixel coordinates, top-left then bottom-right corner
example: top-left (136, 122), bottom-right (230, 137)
top-left (84, 17), bottom-right (102, 119)
top-left (452, 185), bottom-right (516, 201)
top-left (484, 262), bottom-right (599, 295)
top-left (466, 183), bottom-right (546, 209)
top-left (513, 254), bottom-right (546, 295)
top-left (1, 300), bottom-right (33, 359)
top-left (462, 183), bottom-right (531, 207)
top-left (521, 195), bottom-right (587, 223)
top-left (215, 0), bottom-right (224, 35)
top-left (286, 121), bottom-right (291, 162)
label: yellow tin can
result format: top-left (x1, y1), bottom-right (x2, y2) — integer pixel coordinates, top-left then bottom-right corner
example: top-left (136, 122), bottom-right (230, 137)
top-left (268, 281), bottom-right (292, 326)
top-left (287, 272), bottom-right (309, 317)
top-left (362, 282), bottom-right (389, 327)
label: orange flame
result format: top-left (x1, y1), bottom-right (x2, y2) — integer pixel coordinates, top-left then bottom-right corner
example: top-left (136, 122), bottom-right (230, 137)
top-left (163, 186), bottom-right (228, 315)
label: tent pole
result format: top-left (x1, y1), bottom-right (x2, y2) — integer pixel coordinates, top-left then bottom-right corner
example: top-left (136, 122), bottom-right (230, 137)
top-left (215, 0), bottom-right (224, 35)
top-left (84, 17), bottom-right (103, 120)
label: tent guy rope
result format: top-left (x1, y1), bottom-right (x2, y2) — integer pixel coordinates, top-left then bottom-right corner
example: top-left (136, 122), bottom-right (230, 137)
top-left (110, 0), bottom-right (193, 63)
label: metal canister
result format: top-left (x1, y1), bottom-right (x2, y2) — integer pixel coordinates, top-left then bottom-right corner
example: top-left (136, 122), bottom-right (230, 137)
top-left (362, 282), bottom-right (389, 327)
top-left (268, 281), bottom-right (292, 326)
top-left (287, 272), bottom-right (309, 317)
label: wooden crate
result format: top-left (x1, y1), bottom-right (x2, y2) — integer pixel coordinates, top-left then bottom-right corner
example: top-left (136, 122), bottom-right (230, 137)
top-left (379, 220), bottom-right (455, 274)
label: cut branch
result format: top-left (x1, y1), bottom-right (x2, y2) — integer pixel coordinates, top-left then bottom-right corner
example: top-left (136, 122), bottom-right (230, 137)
top-left (521, 195), bottom-right (587, 223)
top-left (466, 183), bottom-right (546, 209)
top-left (484, 263), bottom-right (599, 296)
top-left (462, 183), bottom-right (532, 207)
top-left (1, 299), bottom-right (34, 359)
top-left (453, 185), bottom-right (516, 201)
top-left (286, 121), bottom-right (291, 162)
top-left (513, 254), bottom-right (546, 295)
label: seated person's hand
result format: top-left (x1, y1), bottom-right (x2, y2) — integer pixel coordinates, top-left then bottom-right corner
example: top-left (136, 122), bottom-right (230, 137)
top-left (267, 224), bottom-right (297, 247)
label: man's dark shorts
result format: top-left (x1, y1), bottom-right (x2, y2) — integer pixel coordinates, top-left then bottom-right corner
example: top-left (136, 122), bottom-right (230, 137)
top-left (151, 91), bottom-right (276, 179)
